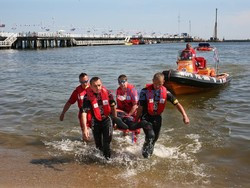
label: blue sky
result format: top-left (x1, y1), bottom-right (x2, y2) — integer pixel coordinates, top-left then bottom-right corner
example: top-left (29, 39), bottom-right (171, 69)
top-left (1, 0), bottom-right (250, 39)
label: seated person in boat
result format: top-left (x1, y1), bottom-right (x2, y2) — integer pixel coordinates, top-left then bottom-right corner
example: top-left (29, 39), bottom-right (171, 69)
top-left (183, 43), bottom-right (196, 58)
top-left (180, 51), bottom-right (193, 60)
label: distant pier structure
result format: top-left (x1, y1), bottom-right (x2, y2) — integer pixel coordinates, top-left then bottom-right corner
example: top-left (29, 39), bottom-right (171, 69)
top-left (0, 32), bottom-right (194, 50)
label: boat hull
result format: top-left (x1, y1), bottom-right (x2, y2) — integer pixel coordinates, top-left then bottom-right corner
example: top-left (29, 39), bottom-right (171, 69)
top-left (196, 47), bottom-right (213, 51)
top-left (162, 69), bottom-right (231, 95)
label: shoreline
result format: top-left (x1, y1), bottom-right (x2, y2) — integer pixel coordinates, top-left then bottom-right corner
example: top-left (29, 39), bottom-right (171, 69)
top-left (0, 145), bottom-right (182, 188)
top-left (0, 146), bottom-right (111, 187)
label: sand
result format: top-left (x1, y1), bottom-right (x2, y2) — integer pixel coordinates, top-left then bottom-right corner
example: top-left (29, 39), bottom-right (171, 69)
top-left (0, 146), bottom-right (126, 188)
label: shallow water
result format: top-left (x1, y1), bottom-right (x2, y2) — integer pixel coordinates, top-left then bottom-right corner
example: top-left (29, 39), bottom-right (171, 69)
top-left (0, 42), bottom-right (250, 187)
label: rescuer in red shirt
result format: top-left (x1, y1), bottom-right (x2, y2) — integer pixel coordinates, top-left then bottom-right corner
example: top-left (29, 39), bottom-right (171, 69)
top-left (59, 73), bottom-right (89, 138)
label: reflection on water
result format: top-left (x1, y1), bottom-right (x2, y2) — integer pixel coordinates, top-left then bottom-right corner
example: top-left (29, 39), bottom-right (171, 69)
top-left (0, 43), bottom-right (250, 186)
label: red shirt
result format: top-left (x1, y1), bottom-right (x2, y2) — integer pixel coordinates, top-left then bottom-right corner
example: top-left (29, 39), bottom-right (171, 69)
top-left (116, 83), bottom-right (138, 114)
top-left (68, 85), bottom-right (88, 109)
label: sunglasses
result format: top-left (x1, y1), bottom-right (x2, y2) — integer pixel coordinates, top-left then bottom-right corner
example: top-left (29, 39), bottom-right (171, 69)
top-left (80, 80), bottom-right (89, 84)
top-left (118, 80), bottom-right (127, 84)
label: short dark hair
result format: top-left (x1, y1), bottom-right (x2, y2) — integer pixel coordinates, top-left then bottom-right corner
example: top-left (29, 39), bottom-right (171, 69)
top-left (153, 72), bottom-right (164, 81)
top-left (90, 77), bottom-right (100, 85)
top-left (79, 73), bottom-right (88, 79)
top-left (118, 74), bottom-right (127, 81)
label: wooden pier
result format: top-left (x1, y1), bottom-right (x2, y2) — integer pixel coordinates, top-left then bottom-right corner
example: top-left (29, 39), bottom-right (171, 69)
top-left (0, 32), bottom-right (193, 49)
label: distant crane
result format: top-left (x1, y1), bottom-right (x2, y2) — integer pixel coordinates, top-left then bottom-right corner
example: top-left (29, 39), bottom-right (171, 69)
top-left (210, 8), bottom-right (219, 41)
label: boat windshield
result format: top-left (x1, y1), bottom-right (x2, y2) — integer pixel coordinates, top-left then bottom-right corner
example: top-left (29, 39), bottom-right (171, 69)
top-left (198, 43), bottom-right (210, 47)
top-left (178, 50), bottom-right (193, 60)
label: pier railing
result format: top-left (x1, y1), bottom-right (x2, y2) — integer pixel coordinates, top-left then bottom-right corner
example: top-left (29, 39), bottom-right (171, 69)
top-left (14, 32), bottom-right (126, 39)
top-left (72, 39), bottom-right (125, 46)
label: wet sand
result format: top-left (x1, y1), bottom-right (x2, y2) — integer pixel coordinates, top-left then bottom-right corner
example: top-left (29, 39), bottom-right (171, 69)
top-left (0, 146), bottom-right (185, 188)
top-left (0, 147), bottom-right (95, 187)
top-left (0, 132), bottom-right (124, 187)
top-left (0, 129), bottom-right (201, 188)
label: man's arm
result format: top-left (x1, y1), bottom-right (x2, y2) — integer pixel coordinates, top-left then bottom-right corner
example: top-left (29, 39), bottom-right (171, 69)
top-left (175, 103), bottom-right (190, 125)
top-left (80, 112), bottom-right (90, 141)
top-left (80, 95), bottom-right (91, 141)
top-left (128, 104), bottom-right (138, 116)
top-left (59, 102), bottom-right (71, 121)
top-left (60, 89), bottom-right (78, 121)
top-left (167, 91), bottom-right (189, 125)
top-left (128, 87), bottom-right (139, 116)
top-left (108, 90), bottom-right (117, 117)
top-left (135, 88), bottom-right (146, 122)
top-left (111, 105), bottom-right (117, 118)
top-left (135, 105), bottom-right (143, 122)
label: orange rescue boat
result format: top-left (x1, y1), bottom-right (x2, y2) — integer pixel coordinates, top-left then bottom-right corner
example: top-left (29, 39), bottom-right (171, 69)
top-left (163, 46), bottom-right (231, 95)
